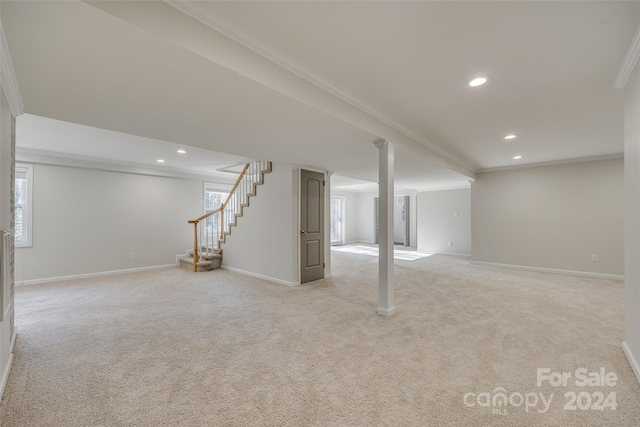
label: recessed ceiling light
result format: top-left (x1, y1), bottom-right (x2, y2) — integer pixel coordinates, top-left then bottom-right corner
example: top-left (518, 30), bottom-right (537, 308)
top-left (504, 134), bottom-right (517, 140)
top-left (177, 149), bottom-right (186, 154)
top-left (513, 155), bottom-right (522, 160)
top-left (468, 76), bottom-right (488, 87)
top-left (157, 159), bottom-right (165, 163)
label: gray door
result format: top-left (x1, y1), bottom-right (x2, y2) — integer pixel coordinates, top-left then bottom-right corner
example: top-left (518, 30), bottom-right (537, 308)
top-left (301, 170), bottom-right (324, 283)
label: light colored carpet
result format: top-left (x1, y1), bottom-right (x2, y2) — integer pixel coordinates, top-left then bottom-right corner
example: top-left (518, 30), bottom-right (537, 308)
top-left (1, 251), bottom-right (639, 426)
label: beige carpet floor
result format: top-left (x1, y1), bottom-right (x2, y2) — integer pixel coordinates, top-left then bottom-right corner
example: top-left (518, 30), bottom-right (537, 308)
top-left (1, 251), bottom-right (639, 426)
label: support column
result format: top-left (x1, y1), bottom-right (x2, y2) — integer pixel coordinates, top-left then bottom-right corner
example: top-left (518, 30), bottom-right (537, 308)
top-left (373, 139), bottom-right (395, 316)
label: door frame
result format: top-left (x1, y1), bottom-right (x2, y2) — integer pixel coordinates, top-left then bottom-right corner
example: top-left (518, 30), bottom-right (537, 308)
top-left (330, 195), bottom-right (345, 245)
top-left (296, 168), bottom-right (332, 284)
top-left (376, 193), bottom-right (416, 247)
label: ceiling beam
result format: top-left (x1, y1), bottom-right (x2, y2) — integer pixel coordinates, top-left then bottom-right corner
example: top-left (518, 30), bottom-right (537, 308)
top-left (85, 0), bottom-right (476, 180)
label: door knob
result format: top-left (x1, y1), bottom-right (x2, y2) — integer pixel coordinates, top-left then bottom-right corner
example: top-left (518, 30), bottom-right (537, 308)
top-left (301, 230), bottom-right (306, 235)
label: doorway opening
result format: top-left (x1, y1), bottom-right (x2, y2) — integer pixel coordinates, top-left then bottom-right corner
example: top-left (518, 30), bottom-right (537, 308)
top-left (375, 195), bottom-right (411, 247)
top-left (330, 196), bottom-right (344, 245)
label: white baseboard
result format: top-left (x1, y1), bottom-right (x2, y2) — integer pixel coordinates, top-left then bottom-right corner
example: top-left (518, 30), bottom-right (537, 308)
top-left (430, 252), bottom-right (471, 257)
top-left (220, 265), bottom-right (299, 287)
top-left (0, 350), bottom-right (14, 404)
top-left (623, 341), bottom-right (640, 385)
top-left (470, 260), bottom-right (624, 281)
top-left (10, 327), bottom-right (16, 353)
top-left (15, 263), bottom-right (179, 286)
top-left (0, 326), bottom-right (17, 401)
top-left (377, 306), bottom-right (396, 316)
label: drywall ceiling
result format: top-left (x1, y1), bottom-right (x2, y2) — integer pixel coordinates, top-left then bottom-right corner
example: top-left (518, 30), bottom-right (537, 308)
top-left (3, 1), bottom-right (638, 191)
top-left (195, 1), bottom-right (638, 169)
top-left (16, 114), bottom-right (252, 178)
top-left (3, 1), bottom-right (471, 190)
top-left (16, 113), bottom-right (466, 192)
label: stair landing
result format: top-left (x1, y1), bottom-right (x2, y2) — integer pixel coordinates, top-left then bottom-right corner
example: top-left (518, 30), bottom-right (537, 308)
top-left (179, 252), bottom-right (222, 272)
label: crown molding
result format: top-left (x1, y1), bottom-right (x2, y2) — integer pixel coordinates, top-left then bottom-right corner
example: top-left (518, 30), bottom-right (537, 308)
top-left (614, 22), bottom-right (640, 90)
top-left (476, 153), bottom-right (623, 174)
top-left (16, 147), bottom-right (237, 183)
top-left (416, 184), bottom-right (471, 193)
top-left (165, 1), bottom-right (475, 174)
top-left (0, 23), bottom-right (24, 115)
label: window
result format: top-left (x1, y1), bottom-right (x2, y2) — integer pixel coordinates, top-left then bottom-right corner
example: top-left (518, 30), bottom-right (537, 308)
top-left (330, 196), bottom-right (344, 245)
top-left (14, 163), bottom-right (33, 247)
top-left (204, 189), bottom-right (228, 213)
top-left (204, 183), bottom-right (230, 238)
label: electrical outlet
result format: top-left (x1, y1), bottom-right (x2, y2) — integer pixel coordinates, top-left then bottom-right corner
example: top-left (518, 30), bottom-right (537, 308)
top-left (591, 254), bottom-right (599, 263)
top-left (130, 252), bottom-right (136, 260)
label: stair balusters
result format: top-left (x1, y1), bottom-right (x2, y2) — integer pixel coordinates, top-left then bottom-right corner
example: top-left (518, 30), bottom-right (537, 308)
top-left (187, 161), bottom-right (272, 272)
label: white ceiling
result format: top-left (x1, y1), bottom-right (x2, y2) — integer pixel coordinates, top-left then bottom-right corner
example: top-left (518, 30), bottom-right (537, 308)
top-left (17, 114), bottom-right (251, 179)
top-left (3, 1), bottom-right (638, 192)
top-left (196, 1), bottom-right (638, 169)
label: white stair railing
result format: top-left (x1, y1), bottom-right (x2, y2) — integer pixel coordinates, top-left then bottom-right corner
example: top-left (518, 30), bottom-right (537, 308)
top-left (187, 160), bottom-right (272, 272)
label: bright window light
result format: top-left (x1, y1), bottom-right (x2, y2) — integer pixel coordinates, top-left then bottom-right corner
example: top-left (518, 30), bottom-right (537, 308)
top-left (15, 163), bottom-right (33, 247)
top-left (331, 245), bottom-right (432, 261)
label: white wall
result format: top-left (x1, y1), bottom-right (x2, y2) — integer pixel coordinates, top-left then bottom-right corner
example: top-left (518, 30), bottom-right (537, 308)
top-left (331, 190), bottom-right (359, 244)
top-left (624, 56), bottom-right (640, 382)
top-left (0, 85), bottom-right (16, 402)
top-left (472, 158), bottom-right (624, 276)
top-left (354, 191), bottom-right (417, 246)
top-left (417, 188), bottom-right (471, 255)
top-left (14, 160), bottom-right (204, 282)
top-left (221, 163), bottom-right (298, 285)
top-left (356, 192), bottom-right (377, 243)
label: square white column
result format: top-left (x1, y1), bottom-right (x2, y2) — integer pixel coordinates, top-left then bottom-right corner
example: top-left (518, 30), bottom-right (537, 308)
top-left (373, 139), bottom-right (395, 316)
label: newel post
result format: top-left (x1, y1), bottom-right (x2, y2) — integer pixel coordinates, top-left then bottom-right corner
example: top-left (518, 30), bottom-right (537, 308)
top-left (193, 222), bottom-right (199, 272)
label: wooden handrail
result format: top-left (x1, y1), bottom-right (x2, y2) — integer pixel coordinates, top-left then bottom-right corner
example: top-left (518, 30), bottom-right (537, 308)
top-left (188, 163), bottom-right (250, 225)
top-left (223, 163), bottom-right (250, 207)
top-left (188, 206), bottom-right (223, 224)
top-left (186, 161), bottom-right (268, 272)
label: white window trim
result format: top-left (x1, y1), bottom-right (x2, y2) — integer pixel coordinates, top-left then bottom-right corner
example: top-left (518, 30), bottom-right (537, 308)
top-left (15, 163), bottom-right (33, 248)
top-left (203, 182), bottom-right (232, 215)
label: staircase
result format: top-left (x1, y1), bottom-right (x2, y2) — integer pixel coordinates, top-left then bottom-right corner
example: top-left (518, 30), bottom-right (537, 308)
top-left (179, 160), bottom-right (272, 272)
